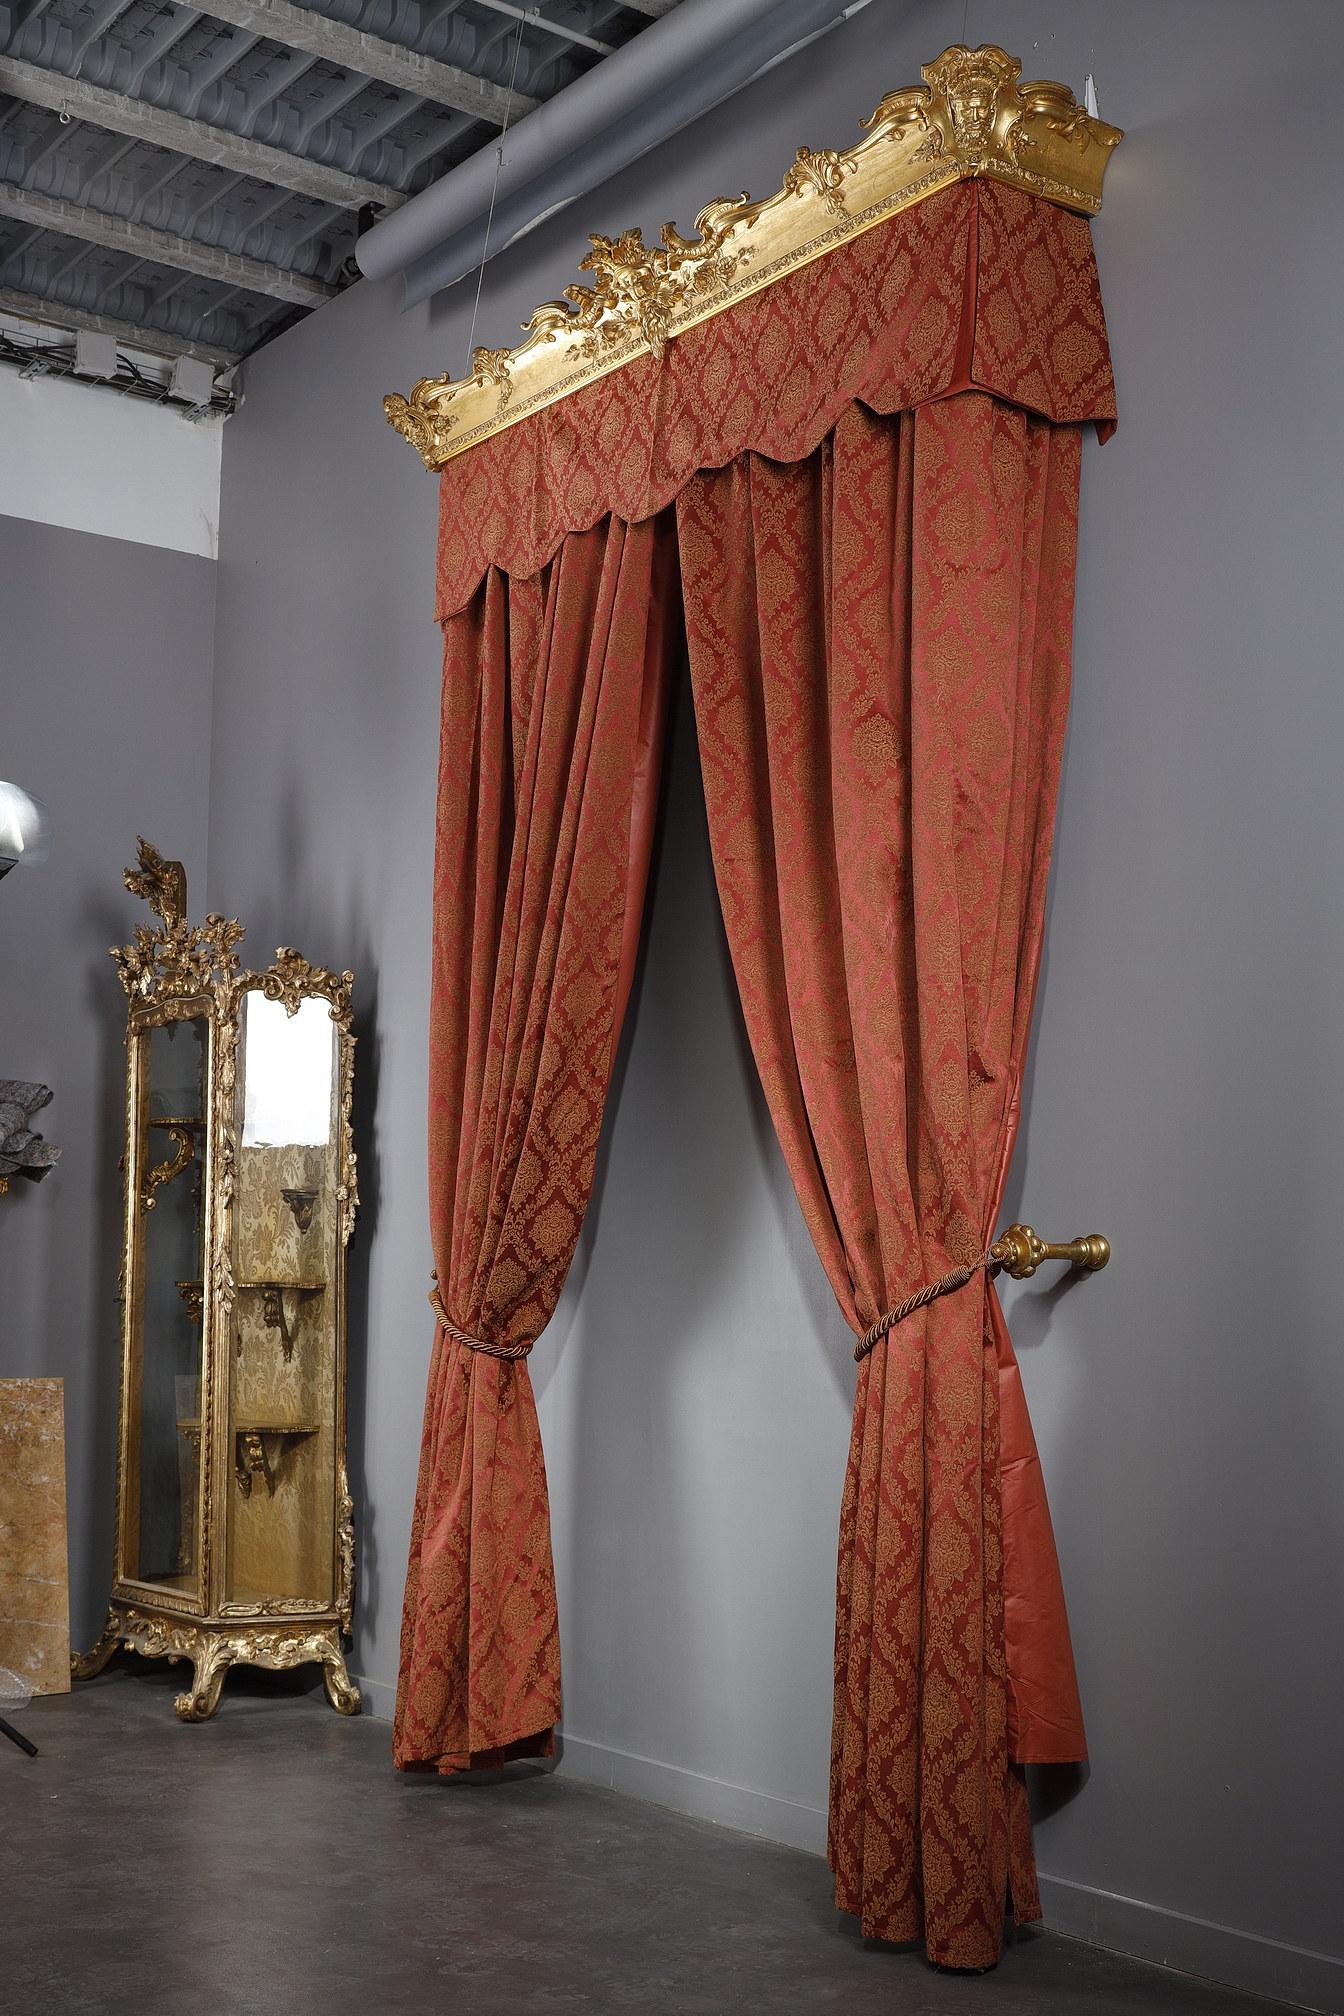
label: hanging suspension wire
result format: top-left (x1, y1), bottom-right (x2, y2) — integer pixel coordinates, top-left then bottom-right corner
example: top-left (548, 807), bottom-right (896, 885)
top-left (465, 8), bottom-right (534, 371)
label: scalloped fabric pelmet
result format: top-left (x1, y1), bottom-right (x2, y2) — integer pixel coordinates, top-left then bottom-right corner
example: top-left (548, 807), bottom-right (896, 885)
top-left (434, 181), bottom-right (1114, 622)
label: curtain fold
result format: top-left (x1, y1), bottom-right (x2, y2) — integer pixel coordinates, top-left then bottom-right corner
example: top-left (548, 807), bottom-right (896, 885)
top-left (394, 510), bottom-right (676, 1771)
top-left (676, 394), bottom-right (1085, 1967)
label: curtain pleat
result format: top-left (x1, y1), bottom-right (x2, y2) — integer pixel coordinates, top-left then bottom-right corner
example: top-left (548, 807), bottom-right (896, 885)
top-left (677, 394), bottom-right (1085, 1967)
top-left (394, 511), bottom-right (676, 1771)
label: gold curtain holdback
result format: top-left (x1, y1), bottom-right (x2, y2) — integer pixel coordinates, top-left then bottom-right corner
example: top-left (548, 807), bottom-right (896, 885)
top-left (854, 1223), bottom-right (1110, 1362)
top-left (428, 1278), bottom-right (533, 1362)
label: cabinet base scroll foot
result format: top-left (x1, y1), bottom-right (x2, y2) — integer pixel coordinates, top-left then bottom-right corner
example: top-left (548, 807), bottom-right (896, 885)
top-left (71, 1609), bottom-right (125, 1682)
top-left (322, 1646), bottom-right (361, 1716)
top-left (174, 1644), bottom-right (234, 1722)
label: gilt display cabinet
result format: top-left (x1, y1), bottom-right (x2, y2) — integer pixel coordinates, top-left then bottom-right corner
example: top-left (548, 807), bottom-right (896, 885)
top-left (73, 840), bottom-right (360, 1721)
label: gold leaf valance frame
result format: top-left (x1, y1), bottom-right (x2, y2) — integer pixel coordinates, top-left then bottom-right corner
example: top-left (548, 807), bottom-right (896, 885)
top-left (383, 43), bottom-right (1122, 473)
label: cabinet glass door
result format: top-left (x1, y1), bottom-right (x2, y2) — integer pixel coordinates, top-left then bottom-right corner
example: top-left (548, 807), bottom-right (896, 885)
top-left (227, 990), bottom-right (338, 1606)
top-left (122, 1009), bottom-right (209, 1597)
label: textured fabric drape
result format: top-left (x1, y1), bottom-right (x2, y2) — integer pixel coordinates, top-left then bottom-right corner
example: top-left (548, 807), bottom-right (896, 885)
top-left (432, 183), bottom-right (1115, 623)
top-left (677, 394), bottom-right (1085, 1968)
top-left (394, 511), bottom-right (675, 1771)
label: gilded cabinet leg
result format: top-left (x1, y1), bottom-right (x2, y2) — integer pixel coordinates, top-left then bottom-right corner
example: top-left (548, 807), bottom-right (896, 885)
top-left (70, 1609), bottom-right (124, 1682)
top-left (174, 1643), bottom-right (233, 1723)
top-left (321, 1645), bottom-right (361, 1716)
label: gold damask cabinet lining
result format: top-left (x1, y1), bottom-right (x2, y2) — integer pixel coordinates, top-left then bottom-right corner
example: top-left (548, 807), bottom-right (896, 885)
top-left (72, 839), bottom-right (361, 1723)
top-left (383, 43), bottom-right (1121, 471)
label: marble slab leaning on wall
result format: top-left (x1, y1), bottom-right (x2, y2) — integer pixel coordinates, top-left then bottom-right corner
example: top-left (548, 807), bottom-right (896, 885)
top-left (0, 1378), bottom-right (71, 1695)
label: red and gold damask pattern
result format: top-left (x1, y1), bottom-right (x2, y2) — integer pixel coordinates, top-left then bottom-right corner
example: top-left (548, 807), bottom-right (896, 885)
top-left (403, 162), bottom-right (1108, 1960)
top-left (434, 183), bottom-right (1113, 622)
top-left (394, 515), bottom-right (674, 1771)
top-left (677, 394), bottom-right (1085, 1967)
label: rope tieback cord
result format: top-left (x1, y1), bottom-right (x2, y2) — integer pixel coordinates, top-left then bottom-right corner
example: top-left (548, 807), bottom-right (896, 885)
top-left (853, 1249), bottom-right (997, 1363)
top-left (428, 1282), bottom-right (532, 1361)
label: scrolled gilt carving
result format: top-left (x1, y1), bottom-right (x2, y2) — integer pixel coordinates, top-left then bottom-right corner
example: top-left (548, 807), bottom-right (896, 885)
top-left (383, 43), bottom-right (1121, 472)
top-left (124, 836), bottom-right (187, 928)
top-left (98, 1605), bottom-right (359, 1721)
top-left (470, 345), bottom-right (515, 408)
top-left (337, 1455), bottom-right (356, 1634)
top-left (567, 213), bottom-right (744, 361)
top-left (783, 145), bottom-right (856, 216)
top-left (140, 1124), bottom-right (197, 1211)
top-left (112, 914), bottom-right (246, 1003)
top-left (336, 1028), bottom-right (359, 1249)
top-left (220, 1597), bottom-right (333, 1617)
top-left (112, 839), bottom-right (245, 1003)
top-left (252, 946), bottom-right (354, 1021)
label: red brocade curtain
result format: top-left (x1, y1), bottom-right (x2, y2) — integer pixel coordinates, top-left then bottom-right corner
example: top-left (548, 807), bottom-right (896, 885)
top-left (394, 512), bottom-right (675, 1771)
top-left (403, 173), bottom-right (1115, 1965)
top-left (676, 395), bottom-right (1086, 1967)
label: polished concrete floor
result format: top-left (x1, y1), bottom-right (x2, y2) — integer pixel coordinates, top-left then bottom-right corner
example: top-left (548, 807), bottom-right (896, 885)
top-left (4, 1664), bottom-right (1298, 2016)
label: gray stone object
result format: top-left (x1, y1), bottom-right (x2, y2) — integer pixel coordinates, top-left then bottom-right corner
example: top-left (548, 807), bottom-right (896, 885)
top-left (0, 1080), bottom-right (60, 1183)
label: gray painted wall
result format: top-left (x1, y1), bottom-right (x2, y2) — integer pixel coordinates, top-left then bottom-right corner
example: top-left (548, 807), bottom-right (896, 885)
top-left (0, 512), bottom-right (216, 1647)
top-left (205, 1), bottom-right (1343, 2006)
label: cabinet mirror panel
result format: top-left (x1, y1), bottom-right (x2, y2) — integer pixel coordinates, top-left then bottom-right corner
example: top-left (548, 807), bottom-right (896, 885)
top-left (228, 991), bottom-right (339, 1607)
top-left (122, 1008), bottom-right (208, 1596)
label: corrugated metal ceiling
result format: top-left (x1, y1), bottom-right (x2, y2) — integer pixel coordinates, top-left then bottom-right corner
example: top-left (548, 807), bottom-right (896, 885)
top-left (0, 0), bottom-right (675, 401)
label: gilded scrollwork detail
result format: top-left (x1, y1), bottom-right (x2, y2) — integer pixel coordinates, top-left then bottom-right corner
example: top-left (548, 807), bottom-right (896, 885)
top-left (75, 1605), bottom-right (358, 1722)
top-left (568, 213), bottom-right (744, 360)
top-left (337, 1454), bottom-right (356, 1634)
top-left (249, 946), bottom-right (354, 1021)
top-left (337, 1029), bottom-right (359, 1248)
top-left (383, 43), bottom-right (1121, 472)
top-left (383, 377), bottom-right (457, 463)
top-left (783, 145), bottom-right (856, 216)
top-left (112, 840), bottom-right (245, 1003)
top-left (70, 1608), bottom-right (126, 1682)
top-left (123, 837), bottom-right (187, 928)
top-left (140, 1123), bottom-right (197, 1211)
top-left (471, 345), bottom-right (515, 408)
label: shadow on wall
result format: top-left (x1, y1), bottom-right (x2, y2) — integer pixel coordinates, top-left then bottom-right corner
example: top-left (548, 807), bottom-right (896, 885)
top-left (343, 957), bottom-right (382, 1676)
top-left (537, 655), bottom-right (845, 1780)
top-left (992, 862), bottom-right (1092, 1831)
top-left (73, 886), bottom-right (144, 1650)
top-left (268, 760), bottom-right (393, 1685)
top-left (539, 661), bottom-right (842, 1407)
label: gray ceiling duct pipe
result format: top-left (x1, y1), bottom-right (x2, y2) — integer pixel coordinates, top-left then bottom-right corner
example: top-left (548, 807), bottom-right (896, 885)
top-left (357, 0), bottom-right (876, 308)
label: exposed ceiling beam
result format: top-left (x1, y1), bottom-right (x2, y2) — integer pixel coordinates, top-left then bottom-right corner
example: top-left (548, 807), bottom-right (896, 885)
top-left (0, 180), bottom-right (337, 304)
top-left (0, 283), bottom-right (241, 364)
top-left (614, 0), bottom-right (678, 15)
top-left (189, 0), bottom-right (539, 123)
top-left (0, 55), bottom-right (404, 212)
top-left (472, 1), bottom-right (613, 56)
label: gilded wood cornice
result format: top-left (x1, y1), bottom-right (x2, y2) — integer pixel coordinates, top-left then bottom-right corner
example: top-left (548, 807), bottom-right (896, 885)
top-left (383, 44), bottom-right (1121, 473)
